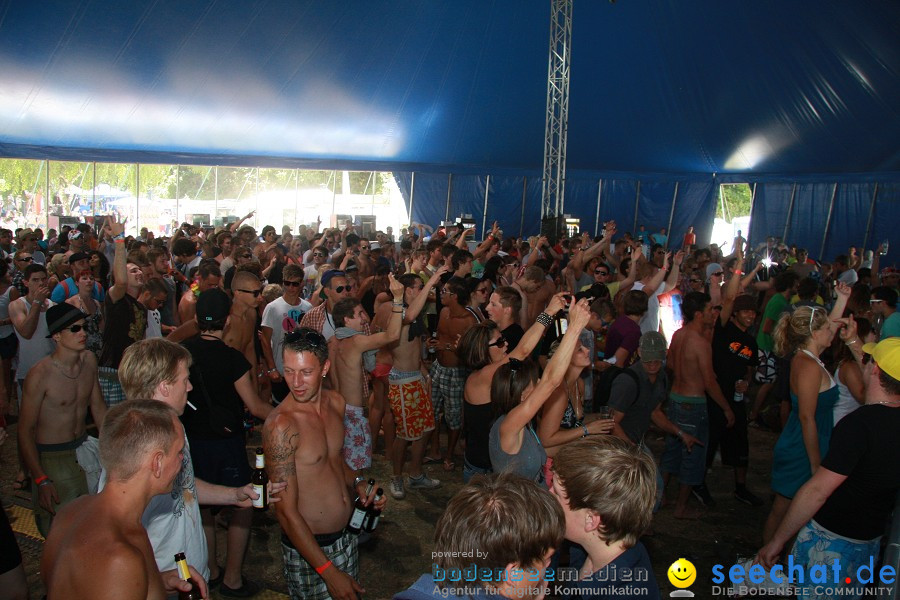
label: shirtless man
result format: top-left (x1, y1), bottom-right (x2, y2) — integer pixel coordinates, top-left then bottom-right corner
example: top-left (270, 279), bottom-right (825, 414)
top-left (329, 275), bottom-right (405, 472)
top-left (225, 270), bottom-right (263, 387)
top-left (177, 260), bottom-right (221, 325)
top-left (18, 304), bottom-right (106, 537)
top-left (385, 268), bottom-right (446, 499)
top-left (41, 401), bottom-right (185, 600)
top-left (661, 291), bottom-right (734, 519)
top-left (426, 277), bottom-right (477, 470)
top-left (263, 329), bottom-right (387, 600)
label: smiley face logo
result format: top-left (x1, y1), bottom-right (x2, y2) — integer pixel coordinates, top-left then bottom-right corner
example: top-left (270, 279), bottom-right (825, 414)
top-left (667, 558), bottom-right (696, 588)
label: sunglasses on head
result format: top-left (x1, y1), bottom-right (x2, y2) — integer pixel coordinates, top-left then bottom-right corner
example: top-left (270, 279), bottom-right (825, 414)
top-left (488, 336), bottom-right (507, 349)
top-left (237, 288), bottom-right (262, 297)
top-left (335, 284), bottom-right (353, 293)
top-left (283, 280), bottom-right (302, 288)
top-left (284, 328), bottom-right (327, 348)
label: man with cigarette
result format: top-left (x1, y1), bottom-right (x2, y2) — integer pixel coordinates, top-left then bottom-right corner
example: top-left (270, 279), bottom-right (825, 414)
top-left (103, 336), bottom-right (285, 597)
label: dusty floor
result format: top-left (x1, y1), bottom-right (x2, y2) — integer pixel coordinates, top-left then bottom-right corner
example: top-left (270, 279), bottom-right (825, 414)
top-left (3, 410), bottom-right (782, 600)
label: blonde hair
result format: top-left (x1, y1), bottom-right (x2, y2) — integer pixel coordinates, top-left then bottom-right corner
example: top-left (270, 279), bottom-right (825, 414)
top-left (119, 338), bottom-right (192, 401)
top-left (773, 305), bottom-right (829, 357)
top-left (100, 400), bottom-right (179, 481)
top-left (552, 436), bottom-right (656, 548)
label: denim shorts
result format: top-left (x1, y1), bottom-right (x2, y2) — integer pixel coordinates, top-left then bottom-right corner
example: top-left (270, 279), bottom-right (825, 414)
top-left (462, 458), bottom-right (492, 484)
top-left (659, 395), bottom-right (709, 486)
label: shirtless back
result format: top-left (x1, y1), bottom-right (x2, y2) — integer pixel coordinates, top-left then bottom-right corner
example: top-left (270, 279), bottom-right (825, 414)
top-left (42, 401), bottom-right (182, 600)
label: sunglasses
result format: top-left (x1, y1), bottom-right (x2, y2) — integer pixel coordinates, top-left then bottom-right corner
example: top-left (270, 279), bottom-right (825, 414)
top-left (689, 278), bottom-right (702, 284)
top-left (595, 270), bottom-right (609, 276)
top-left (17, 256), bottom-right (33, 262)
top-left (488, 336), bottom-right (507, 349)
top-left (237, 288), bottom-right (262, 297)
top-left (64, 324), bottom-right (85, 333)
top-left (335, 285), bottom-right (353, 293)
top-left (711, 272), bottom-right (724, 277)
top-left (360, 245), bottom-right (369, 250)
top-left (284, 328), bottom-right (327, 348)
top-left (283, 280), bottom-right (302, 288)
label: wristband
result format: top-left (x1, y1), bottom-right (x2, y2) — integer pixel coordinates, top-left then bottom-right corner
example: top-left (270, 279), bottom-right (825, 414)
top-left (353, 476), bottom-right (366, 489)
top-left (536, 312), bottom-right (552, 327)
top-left (114, 238), bottom-right (125, 244)
top-left (734, 270), bottom-right (743, 275)
top-left (315, 560), bottom-right (333, 575)
top-left (847, 339), bottom-right (859, 346)
top-left (34, 475), bottom-right (50, 486)
top-left (113, 233), bottom-right (125, 241)
top-left (581, 424), bottom-right (589, 438)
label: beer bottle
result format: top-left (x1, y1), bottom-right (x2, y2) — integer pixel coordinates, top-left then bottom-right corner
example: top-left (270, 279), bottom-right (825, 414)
top-left (174, 552), bottom-right (201, 600)
top-left (347, 478), bottom-right (375, 534)
top-left (251, 447), bottom-right (268, 510)
top-left (362, 487), bottom-right (385, 533)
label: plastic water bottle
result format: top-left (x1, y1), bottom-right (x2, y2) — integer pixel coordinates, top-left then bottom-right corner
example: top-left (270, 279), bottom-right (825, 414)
top-left (733, 390), bottom-right (744, 403)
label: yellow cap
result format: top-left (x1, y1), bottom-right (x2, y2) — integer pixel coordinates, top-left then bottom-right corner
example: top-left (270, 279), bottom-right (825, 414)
top-left (862, 338), bottom-right (900, 381)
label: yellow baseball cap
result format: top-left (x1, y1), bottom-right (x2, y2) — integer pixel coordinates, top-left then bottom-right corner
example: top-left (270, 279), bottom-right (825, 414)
top-left (862, 338), bottom-right (900, 381)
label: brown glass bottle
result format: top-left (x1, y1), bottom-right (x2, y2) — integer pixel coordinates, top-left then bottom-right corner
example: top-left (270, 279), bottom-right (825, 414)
top-left (251, 447), bottom-right (268, 510)
top-left (174, 552), bottom-right (201, 600)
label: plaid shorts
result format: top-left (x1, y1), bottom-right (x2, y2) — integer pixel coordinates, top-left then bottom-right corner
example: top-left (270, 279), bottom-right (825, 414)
top-left (98, 366), bottom-right (126, 407)
top-left (282, 530), bottom-right (358, 600)
top-left (429, 361), bottom-right (466, 429)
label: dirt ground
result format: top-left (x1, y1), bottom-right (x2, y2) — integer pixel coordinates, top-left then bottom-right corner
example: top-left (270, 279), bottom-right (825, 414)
top-left (2, 408), bottom-right (781, 600)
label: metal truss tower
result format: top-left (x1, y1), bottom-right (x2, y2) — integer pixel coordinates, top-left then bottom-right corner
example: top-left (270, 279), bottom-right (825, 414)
top-left (540, 0), bottom-right (573, 220)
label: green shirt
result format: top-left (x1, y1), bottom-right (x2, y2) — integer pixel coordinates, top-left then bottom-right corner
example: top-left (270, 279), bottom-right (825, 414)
top-left (757, 293), bottom-right (789, 352)
top-left (881, 311), bottom-right (900, 339)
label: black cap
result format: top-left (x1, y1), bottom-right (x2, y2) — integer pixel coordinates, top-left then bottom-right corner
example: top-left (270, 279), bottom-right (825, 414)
top-left (68, 251), bottom-right (91, 264)
top-left (196, 288), bottom-right (231, 324)
top-left (46, 304), bottom-right (87, 337)
top-left (732, 295), bottom-right (758, 313)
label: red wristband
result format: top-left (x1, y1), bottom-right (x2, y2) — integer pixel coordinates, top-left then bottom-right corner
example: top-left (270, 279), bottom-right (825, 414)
top-left (315, 560), bottom-right (333, 575)
top-left (34, 475), bottom-right (49, 486)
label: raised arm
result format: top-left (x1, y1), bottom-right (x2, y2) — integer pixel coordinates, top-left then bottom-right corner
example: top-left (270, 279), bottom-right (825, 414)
top-left (501, 299), bottom-right (591, 438)
top-left (228, 210), bottom-right (255, 233)
top-left (663, 250), bottom-right (685, 293)
top-left (719, 248), bottom-right (746, 325)
top-left (105, 216), bottom-right (128, 303)
top-left (405, 265), bottom-right (447, 324)
top-left (508, 292), bottom-right (566, 360)
top-left (356, 275), bottom-right (405, 350)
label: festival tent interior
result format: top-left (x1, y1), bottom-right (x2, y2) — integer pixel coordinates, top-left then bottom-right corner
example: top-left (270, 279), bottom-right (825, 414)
top-left (0, 0), bottom-right (897, 262)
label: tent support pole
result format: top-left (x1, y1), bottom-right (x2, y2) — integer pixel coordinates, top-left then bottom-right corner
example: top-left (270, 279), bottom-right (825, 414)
top-left (520, 177), bottom-right (528, 237)
top-left (664, 182), bottom-right (679, 250)
top-left (481, 175), bottom-right (491, 235)
top-left (633, 181), bottom-right (641, 233)
top-left (781, 183), bottom-right (797, 243)
top-left (294, 169), bottom-right (299, 231)
top-left (594, 179), bottom-right (602, 236)
top-left (819, 183), bottom-right (838, 261)
top-left (861, 183), bottom-right (879, 253)
top-left (135, 164), bottom-right (140, 233)
top-left (407, 172), bottom-right (416, 226)
top-left (745, 182), bottom-right (757, 250)
top-left (45, 161), bottom-right (50, 231)
top-left (445, 173), bottom-right (453, 223)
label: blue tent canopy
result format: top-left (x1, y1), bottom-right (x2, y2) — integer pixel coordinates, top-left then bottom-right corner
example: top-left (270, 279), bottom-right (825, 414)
top-left (0, 0), bottom-right (898, 260)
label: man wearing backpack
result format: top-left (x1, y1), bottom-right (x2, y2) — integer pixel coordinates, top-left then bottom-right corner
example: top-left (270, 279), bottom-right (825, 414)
top-left (608, 331), bottom-right (702, 510)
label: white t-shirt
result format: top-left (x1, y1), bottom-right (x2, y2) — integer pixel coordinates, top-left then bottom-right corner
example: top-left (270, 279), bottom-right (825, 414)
top-left (633, 280), bottom-right (666, 334)
top-left (98, 435), bottom-right (209, 581)
top-left (145, 309), bottom-right (162, 339)
top-left (262, 296), bottom-right (313, 374)
top-left (13, 298), bottom-right (55, 381)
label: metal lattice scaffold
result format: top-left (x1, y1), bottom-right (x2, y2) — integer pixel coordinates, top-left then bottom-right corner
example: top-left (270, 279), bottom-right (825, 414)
top-left (540, 0), bottom-right (573, 220)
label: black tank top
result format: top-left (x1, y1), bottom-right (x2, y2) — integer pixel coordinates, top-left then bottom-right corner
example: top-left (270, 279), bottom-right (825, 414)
top-left (464, 401), bottom-right (493, 470)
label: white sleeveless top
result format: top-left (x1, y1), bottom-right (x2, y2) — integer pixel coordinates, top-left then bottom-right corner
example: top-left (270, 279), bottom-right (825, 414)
top-left (13, 298), bottom-right (56, 381)
top-left (832, 362), bottom-right (861, 425)
top-left (0, 286), bottom-right (15, 338)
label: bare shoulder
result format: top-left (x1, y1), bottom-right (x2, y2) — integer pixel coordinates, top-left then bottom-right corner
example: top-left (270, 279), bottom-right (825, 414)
top-left (322, 389), bottom-right (346, 413)
top-left (98, 540), bottom-right (151, 597)
top-left (81, 350), bottom-right (98, 371)
top-left (263, 412), bottom-right (300, 479)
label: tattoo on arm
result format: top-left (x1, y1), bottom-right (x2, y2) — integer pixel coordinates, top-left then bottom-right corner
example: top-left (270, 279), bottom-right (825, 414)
top-left (265, 427), bottom-right (299, 481)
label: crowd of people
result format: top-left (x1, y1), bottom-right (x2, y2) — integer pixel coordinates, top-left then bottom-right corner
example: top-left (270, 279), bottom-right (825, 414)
top-left (0, 213), bottom-right (897, 600)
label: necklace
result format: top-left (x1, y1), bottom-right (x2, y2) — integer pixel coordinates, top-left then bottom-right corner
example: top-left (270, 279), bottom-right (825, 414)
top-left (870, 400), bottom-right (900, 406)
top-left (52, 357), bottom-right (82, 380)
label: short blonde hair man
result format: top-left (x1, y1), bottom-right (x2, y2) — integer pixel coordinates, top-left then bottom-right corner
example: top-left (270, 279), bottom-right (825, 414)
top-left (119, 338), bottom-right (192, 400)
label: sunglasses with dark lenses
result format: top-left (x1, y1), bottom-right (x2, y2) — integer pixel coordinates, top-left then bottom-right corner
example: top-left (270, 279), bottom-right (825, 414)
top-left (595, 270), bottom-right (608, 276)
top-left (335, 285), bottom-right (353, 293)
top-left (17, 256), bottom-right (33, 262)
top-left (488, 336), bottom-right (507, 349)
top-left (237, 288), bottom-right (262, 297)
top-left (360, 245), bottom-right (370, 250)
top-left (283, 280), bottom-right (302, 288)
top-left (65, 324), bottom-right (85, 333)
top-left (689, 279), bottom-right (702, 284)
top-left (284, 328), bottom-right (327, 348)
top-left (712, 271), bottom-right (724, 277)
